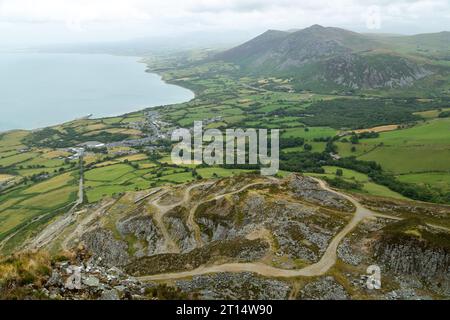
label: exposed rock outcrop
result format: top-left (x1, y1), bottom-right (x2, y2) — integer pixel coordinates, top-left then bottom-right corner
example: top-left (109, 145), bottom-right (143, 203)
top-left (117, 215), bottom-right (165, 256)
top-left (298, 276), bottom-right (349, 300)
top-left (374, 238), bottom-right (450, 280)
top-left (82, 229), bottom-right (129, 267)
top-left (176, 272), bottom-right (292, 300)
top-left (288, 175), bottom-right (353, 211)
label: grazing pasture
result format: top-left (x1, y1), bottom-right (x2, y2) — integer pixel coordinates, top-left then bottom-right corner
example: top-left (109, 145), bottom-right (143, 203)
top-left (281, 127), bottom-right (337, 140)
top-left (353, 118), bottom-right (450, 174)
top-left (307, 166), bottom-right (407, 200)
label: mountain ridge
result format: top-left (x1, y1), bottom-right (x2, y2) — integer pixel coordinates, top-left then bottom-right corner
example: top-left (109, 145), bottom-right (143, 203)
top-left (216, 25), bottom-right (449, 91)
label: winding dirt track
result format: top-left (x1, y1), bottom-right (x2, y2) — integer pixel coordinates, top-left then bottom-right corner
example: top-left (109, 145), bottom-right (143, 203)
top-left (138, 178), bottom-right (376, 281)
top-left (20, 174), bottom-right (449, 280)
top-left (186, 181), bottom-right (275, 248)
top-left (152, 182), bottom-right (215, 253)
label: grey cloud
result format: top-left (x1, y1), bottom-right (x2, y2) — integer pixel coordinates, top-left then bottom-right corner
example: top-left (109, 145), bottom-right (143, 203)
top-left (0, 0), bottom-right (449, 47)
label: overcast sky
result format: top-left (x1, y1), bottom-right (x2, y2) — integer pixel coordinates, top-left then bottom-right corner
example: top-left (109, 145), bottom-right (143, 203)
top-left (0, 0), bottom-right (449, 47)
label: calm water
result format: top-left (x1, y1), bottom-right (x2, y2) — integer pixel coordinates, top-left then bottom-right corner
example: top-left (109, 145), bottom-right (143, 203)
top-left (0, 53), bottom-right (194, 131)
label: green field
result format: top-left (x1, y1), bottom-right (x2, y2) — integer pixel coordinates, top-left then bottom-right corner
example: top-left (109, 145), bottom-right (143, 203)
top-left (19, 185), bottom-right (78, 209)
top-left (360, 118), bottom-right (450, 147)
top-left (0, 208), bottom-right (41, 236)
top-left (281, 127), bottom-right (337, 140)
top-left (349, 118), bottom-right (450, 174)
top-left (359, 146), bottom-right (450, 174)
top-left (0, 152), bottom-right (38, 167)
top-left (397, 172), bottom-right (450, 193)
top-left (23, 172), bottom-right (75, 194)
top-left (0, 131), bottom-right (28, 150)
top-left (307, 166), bottom-right (407, 200)
top-left (83, 154), bottom-right (255, 202)
top-left (0, 170), bottom-right (78, 248)
top-left (283, 141), bottom-right (327, 153)
top-left (414, 107), bottom-right (450, 119)
top-left (196, 168), bottom-right (252, 179)
top-left (84, 164), bottom-right (135, 182)
top-left (84, 162), bottom-right (152, 202)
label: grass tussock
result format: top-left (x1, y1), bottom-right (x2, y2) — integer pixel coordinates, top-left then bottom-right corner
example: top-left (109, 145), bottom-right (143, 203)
top-left (0, 251), bottom-right (72, 300)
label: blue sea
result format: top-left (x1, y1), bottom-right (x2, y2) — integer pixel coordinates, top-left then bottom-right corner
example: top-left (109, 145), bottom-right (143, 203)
top-left (0, 53), bottom-right (194, 131)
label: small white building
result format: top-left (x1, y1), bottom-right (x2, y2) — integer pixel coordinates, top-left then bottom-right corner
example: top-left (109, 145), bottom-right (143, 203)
top-left (79, 141), bottom-right (105, 149)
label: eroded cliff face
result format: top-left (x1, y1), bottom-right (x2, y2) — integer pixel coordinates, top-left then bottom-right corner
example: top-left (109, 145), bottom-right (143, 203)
top-left (324, 54), bottom-right (433, 90)
top-left (82, 229), bottom-right (129, 267)
top-left (370, 219), bottom-right (450, 294)
top-left (374, 237), bottom-right (449, 279)
top-left (163, 208), bottom-right (197, 253)
top-left (333, 216), bottom-right (450, 299)
top-left (117, 215), bottom-right (165, 257)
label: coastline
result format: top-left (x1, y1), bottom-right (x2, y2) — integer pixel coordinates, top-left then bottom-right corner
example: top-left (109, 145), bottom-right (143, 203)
top-left (0, 53), bottom-right (195, 134)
